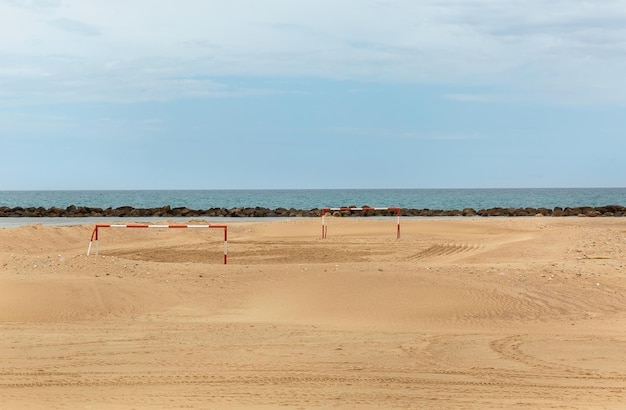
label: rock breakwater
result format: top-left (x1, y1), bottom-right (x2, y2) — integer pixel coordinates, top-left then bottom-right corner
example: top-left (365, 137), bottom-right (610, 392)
top-left (1, 205), bottom-right (625, 218)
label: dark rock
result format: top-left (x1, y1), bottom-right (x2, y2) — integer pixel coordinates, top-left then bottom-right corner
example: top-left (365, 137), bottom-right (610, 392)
top-left (603, 205), bottom-right (625, 213)
top-left (2, 204), bottom-right (626, 218)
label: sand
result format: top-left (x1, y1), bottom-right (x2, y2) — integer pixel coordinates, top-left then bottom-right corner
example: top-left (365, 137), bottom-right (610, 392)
top-left (1, 217), bottom-right (625, 409)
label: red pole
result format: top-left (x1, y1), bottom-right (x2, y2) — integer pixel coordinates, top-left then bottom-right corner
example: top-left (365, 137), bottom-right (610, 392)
top-left (223, 226), bottom-right (228, 264)
top-left (210, 225), bottom-right (228, 264)
top-left (396, 208), bottom-right (401, 239)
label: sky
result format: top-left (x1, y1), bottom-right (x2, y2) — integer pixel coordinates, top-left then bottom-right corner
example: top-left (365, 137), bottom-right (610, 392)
top-left (1, 0), bottom-right (625, 190)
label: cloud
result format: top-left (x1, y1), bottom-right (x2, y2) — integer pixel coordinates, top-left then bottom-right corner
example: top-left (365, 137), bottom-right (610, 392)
top-left (4, 0), bottom-right (62, 9)
top-left (1, 0), bottom-right (626, 105)
top-left (48, 17), bottom-right (100, 36)
top-left (326, 126), bottom-right (484, 142)
top-left (443, 93), bottom-right (508, 103)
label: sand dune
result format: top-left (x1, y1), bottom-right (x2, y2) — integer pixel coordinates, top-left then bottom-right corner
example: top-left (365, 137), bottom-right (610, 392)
top-left (1, 217), bottom-right (625, 408)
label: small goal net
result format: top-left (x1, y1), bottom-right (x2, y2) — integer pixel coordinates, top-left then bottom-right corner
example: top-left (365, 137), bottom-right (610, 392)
top-left (87, 223), bottom-right (228, 264)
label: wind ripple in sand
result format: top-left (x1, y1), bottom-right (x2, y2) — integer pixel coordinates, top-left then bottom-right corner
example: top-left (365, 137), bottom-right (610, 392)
top-left (490, 335), bottom-right (626, 378)
top-left (237, 267), bottom-right (599, 330)
top-left (0, 276), bottom-right (177, 322)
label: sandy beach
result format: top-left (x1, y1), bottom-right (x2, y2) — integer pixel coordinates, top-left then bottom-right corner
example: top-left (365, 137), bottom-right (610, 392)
top-left (1, 217), bottom-right (625, 409)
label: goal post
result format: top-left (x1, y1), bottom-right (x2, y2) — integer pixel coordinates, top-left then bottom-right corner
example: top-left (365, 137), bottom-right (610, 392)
top-left (87, 223), bottom-right (228, 264)
top-left (321, 207), bottom-right (401, 239)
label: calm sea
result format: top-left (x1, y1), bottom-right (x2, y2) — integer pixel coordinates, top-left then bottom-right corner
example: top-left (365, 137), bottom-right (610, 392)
top-left (1, 188), bottom-right (625, 210)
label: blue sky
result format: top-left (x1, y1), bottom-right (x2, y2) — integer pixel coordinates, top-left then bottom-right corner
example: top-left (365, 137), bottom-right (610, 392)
top-left (1, 0), bottom-right (625, 189)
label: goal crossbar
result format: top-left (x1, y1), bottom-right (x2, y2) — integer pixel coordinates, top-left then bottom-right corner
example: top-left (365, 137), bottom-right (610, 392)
top-left (87, 223), bottom-right (228, 264)
top-left (321, 207), bottom-right (401, 239)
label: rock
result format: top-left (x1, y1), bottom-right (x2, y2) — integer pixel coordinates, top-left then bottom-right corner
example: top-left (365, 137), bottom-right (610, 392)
top-left (0, 204), bottom-right (625, 218)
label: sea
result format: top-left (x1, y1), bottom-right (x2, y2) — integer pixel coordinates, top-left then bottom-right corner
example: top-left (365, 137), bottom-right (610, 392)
top-left (1, 188), bottom-right (625, 228)
top-left (1, 188), bottom-right (625, 211)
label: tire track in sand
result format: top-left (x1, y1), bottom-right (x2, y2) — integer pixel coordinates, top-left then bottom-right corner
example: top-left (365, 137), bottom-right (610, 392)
top-left (409, 243), bottom-right (483, 261)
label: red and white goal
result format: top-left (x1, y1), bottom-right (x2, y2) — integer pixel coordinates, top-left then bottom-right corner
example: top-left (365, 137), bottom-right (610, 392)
top-left (87, 223), bottom-right (228, 264)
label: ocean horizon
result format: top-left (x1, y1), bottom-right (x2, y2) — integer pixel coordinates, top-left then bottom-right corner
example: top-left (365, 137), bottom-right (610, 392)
top-left (1, 188), bottom-right (625, 211)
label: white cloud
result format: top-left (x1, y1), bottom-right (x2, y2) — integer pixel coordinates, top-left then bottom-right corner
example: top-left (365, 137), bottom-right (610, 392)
top-left (326, 126), bottom-right (484, 142)
top-left (1, 0), bottom-right (626, 104)
top-left (443, 93), bottom-right (508, 103)
top-left (48, 17), bottom-right (101, 36)
top-left (4, 0), bottom-right (62, 9)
